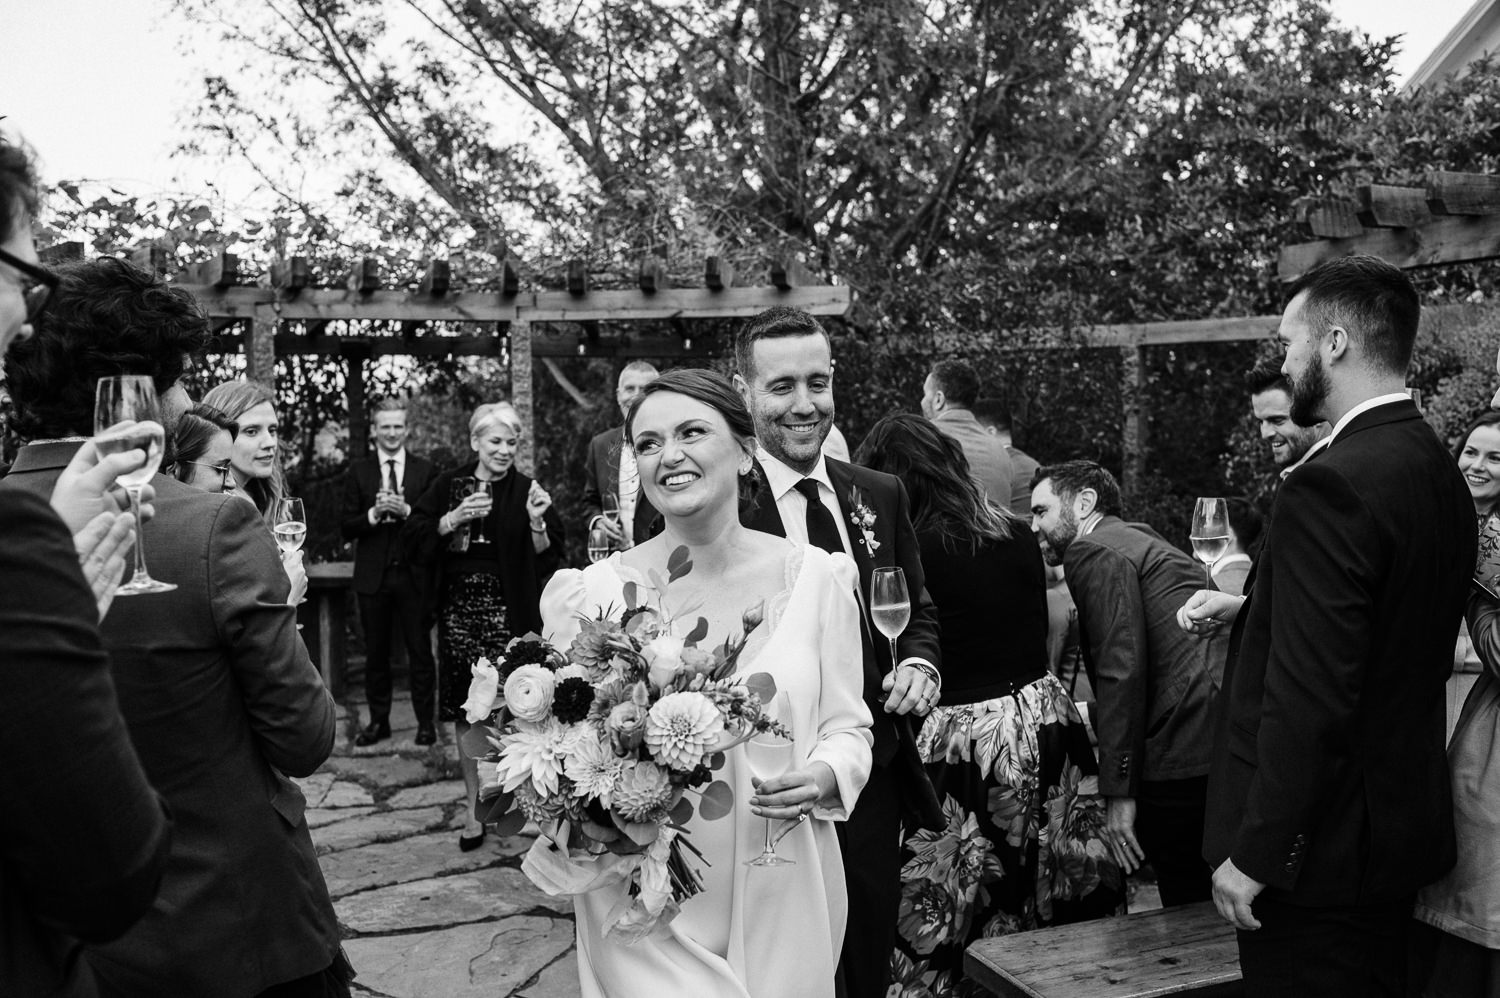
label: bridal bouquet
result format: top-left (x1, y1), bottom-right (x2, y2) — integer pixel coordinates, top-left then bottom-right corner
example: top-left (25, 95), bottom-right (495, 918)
top-left (461, 547), bottom-right (782, 942)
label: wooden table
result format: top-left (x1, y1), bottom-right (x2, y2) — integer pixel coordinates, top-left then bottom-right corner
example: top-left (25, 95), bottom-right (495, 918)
top-left (965, 902), bottom-right (1242, 997)
top-left (299, 561), bottom-right (352, 698)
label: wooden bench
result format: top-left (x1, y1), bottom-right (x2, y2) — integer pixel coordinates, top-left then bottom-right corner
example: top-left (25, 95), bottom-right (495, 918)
top-left (297, 561), bottom-right (352, 698)
top-left (965, 901), bottom-right (1242, 997)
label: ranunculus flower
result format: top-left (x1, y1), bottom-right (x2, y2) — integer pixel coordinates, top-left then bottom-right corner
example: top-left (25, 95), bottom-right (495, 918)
top-left (462, 657), bottom-right (501, 723)
top-left (504, 664), bottom-right (557, 723)
top-left (645, 691), bottom-right (726, 771)
top-left (607, 701), bottom-right (649, 755)
top-left (642, 634), bottom-right (685, 689)
top-left (679, 647), bottom-right (716, 678)
top-left (612, 760), bottom-right (674, 821)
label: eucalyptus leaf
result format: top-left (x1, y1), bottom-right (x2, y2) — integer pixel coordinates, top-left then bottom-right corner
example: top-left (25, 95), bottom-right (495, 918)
top-left (698, 781), bottom-right (734, 821)
top-left (623, 581), bottom-right (639, 609)
top-left (475, 789), bottom-right (515, 823)
top-left (667, 545), bottom-right (693, 580)
top-left (684, 616), bottom-right (709, 646)
top-left (709, 751), bottom-right (726, 771)
top-left (493, 806), bottom-right (528, 837)
top-left (460, 722), bottom-right (499, 759)
top-left (669, 795), bottom-right (694, 825)
top-left (744, 672), bottom-right (778, 703)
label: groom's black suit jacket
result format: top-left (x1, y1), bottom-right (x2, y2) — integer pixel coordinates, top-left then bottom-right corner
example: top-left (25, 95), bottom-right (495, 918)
top-left (1204, 399), bottom-right (1474, 906)
top-left (740, 457), bottom-right (941, 780)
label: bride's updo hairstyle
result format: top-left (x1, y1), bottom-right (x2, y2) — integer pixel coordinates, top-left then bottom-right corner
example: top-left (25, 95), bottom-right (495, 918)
top-left (624, 368), bottom-right (756, 446)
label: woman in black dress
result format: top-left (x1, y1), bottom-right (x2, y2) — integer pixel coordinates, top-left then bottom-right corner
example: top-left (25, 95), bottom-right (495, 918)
top-left (855, 413), bottom-right (1121, 998)
top-left (406, 402), bottom-right (564, 850)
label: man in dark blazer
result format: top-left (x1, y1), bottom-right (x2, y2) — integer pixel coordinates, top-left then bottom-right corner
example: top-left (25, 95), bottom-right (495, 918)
top-left (581, 360), bottom-right (660, 549)
top-left (1030, 460), bottom-right (1226, 906)
top-left (342, 397), bottom-right (440, 745)
top-left (733, 306), bottom-right (942, 998)
top-left (1, 257), bottom-right (346, 997)
top-left (1180, 256), bottom-right (1475, 995)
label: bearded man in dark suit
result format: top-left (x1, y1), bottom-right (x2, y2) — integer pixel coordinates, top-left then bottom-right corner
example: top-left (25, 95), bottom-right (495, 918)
top-left (1, 257), bottom-right (346, 997)
top-left (733, 306), bottom-right (942, 998)
top-left (342, 396), bottom-right (440, 746)
top-left (1180, 255), bottom-right (1475, 996)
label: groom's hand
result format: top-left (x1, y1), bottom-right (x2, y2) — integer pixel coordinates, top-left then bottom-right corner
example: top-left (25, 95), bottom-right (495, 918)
top-left (883, 664), bottom-right (939, 716)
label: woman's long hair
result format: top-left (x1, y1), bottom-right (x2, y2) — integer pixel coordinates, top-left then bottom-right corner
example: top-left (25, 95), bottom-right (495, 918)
top-left (854, 412), bottom-right (1014, 552)
top-left (202, 379), bottom-right (285, 522)
top-left (170, 404), bottom-right (238, 485)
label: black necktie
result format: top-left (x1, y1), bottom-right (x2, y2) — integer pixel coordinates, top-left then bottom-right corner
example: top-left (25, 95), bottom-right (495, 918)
top-left (794, 478), bottom-right (844, 555)
top-left (385, 459), bottom-right (398, 494)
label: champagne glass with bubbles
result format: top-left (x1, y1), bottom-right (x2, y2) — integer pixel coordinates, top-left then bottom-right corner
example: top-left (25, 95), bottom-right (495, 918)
top-left (94, 376), bottom-right (175, 594)
top-left (870, 567), bottom-right (911, 674)
top-left (1190, 497), bottom-right (1230, 586)
top-left (274, 497), bottom-right (307, 554)
top-left (587, 521), bottom-right (612, 563)
top-left (744, 691), bottom-right (798, 868)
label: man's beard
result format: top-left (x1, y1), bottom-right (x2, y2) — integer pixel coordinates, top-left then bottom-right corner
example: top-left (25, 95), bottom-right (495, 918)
top-left (1289, 352), bottom-right (1331, 427)
top-left (1040, 507), bottom-right (1080, 565)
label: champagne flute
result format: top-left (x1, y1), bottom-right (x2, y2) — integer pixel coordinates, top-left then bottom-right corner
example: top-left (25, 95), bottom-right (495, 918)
top-left (744, 691), bottom-right (797, 868)
top-left (1190, 497), bottom-right (1231, 586)
top-left (587, 521), bottom-right (612, 563)
top-left (470, 479), bottom-right (492, 544)
top-left (602, 492), bottom-right (623, 550)
top-left (870, 567), bottom-right (911, 675)
top-left (274, 497), bottom-right (308, 554)
top-left (94, 376), bottom-right (175, 595)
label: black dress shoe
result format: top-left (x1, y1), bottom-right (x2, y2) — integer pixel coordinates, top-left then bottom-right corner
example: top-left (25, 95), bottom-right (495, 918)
top-left (458, 826), bottom-right (487, 852)
top-left (414, 724), bottom-right (437, 746)
top-left (353, 720), bottom-right (391, 747)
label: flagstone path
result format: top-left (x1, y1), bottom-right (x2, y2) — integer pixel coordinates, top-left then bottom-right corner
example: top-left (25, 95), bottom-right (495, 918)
top-left (300, 692), bottom-right (581, 998)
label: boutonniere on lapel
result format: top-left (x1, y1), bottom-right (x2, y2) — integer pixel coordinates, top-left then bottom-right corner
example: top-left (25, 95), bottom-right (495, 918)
top-left (848, 487), bottom-right (880, 554)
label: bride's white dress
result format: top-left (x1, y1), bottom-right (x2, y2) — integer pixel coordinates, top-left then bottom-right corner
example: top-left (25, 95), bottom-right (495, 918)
top-left (539, 543), bottom-right (873, 998)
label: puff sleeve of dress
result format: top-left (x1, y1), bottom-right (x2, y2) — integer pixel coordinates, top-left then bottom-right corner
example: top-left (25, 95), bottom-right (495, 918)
top-left (807, 549), bottom-right (874, 821)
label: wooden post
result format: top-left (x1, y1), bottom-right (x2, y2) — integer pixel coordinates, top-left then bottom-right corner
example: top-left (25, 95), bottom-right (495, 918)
top-left (343, 343), bottom-right (370, 463)
top-left (510, 320), bottom-right (534, 475)
top-left (1121, 345), bottom-right (1147, 501)
top-left (246, 303), bottom-right (278, 389)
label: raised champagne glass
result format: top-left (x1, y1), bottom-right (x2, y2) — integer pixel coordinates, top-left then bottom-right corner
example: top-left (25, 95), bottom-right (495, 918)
top-left (94, 376), bottom-right (175, 594)
top-left (469, 479), bottom-right (492, 544)
top-left (870, 567), bottom-right (912, 675)
top-left (1190, 496), bottom-right (1231, 586)
top-left (274, 497), bottom-right (307, 554)
top-left (744, 691), bottom-right (797, 868)
top-left (587, 521), bottom-right (612, 563)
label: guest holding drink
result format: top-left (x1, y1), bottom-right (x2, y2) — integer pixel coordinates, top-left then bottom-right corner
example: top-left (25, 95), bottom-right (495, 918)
top-left (856, 415), bottom-right (1120, 996)
top-left (169, 403), bottom-right (238, 494)
top-left (541, 369), bottom-right (872, 998)
top-left (405, 402), bottom-right (564, 850)
top-left (1411, 410), bottom-right (1500, 996)
top-left (203, 379), bottom-right (286, 526)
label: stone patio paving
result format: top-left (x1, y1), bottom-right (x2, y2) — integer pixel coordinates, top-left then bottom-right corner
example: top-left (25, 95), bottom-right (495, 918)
top-left (299, 691), bottom-right (580, 998)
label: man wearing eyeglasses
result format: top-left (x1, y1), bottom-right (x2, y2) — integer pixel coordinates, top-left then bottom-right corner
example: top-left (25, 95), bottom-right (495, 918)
top-left (0, 133), bottom-right (172, 998)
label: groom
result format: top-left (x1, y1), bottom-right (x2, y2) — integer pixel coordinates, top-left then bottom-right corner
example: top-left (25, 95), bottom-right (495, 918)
top-left (734, 306), bottom-right (942, 998)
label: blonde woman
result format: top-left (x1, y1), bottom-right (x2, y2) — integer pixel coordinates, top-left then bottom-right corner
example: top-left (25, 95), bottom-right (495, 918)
top-left (404, 402), bottom-right (564, 850)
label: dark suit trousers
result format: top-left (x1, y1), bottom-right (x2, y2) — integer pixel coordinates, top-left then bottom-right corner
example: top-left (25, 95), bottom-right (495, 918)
top-left (358, 569), bottom-right (436, 725)
top-left (836, 763), bottom-right (899, 998)
top-left (1136, 776), bottom-right (1212, 907)
top-left (1238, 894), bottom-right (1415, 997)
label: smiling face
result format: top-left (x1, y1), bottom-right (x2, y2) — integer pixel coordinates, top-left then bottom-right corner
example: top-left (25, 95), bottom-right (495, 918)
top-left (471, 417), bottom-right (519, 479)
top-left (1459, 424), bottom-right (1500, 515)
top-left (1250, 387), bottom-right (1324, 467)
top-left (616, 367), bottom-right (656, 420)
top-left (736, 333), bottom-right (834, 475)
top-left (1029, 478), bottom-right (1085, 566)
top-left (372, 408), bottom-right (409, 456)
top-left (229, 401), bottom-right (279, 484)
top-left (183, 429), bottom-right (235, 493)
top-left (630, 390), bottom-right (749, 521)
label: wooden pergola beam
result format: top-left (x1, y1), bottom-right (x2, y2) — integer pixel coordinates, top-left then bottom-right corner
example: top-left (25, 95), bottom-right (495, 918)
top-left (175, 284), bottom-right (853, 322)
top-left (1278, 212), bottom-right (1500, 283)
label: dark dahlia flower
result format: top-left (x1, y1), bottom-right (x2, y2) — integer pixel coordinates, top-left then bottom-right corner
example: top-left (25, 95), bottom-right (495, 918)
top-left (551, 677), bottom-right (596, 723)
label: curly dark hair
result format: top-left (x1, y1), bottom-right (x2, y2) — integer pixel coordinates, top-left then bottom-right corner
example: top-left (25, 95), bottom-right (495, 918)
top-left (928, 359), bottom-right (980, 410)
top-left (1243, 358), bottom-right (1290, 397)
top-left (6, 257), bottom-right (209, 440)
top-left (0, 135), bottom-right (40, 245)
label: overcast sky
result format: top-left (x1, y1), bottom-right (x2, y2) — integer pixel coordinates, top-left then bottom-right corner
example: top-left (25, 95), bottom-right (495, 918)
top-left (0, 0), bottom-right (1485, 202)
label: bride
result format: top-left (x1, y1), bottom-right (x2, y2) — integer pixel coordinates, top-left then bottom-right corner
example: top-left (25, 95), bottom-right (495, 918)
top-left (540, 369), bottom-right (873, 998)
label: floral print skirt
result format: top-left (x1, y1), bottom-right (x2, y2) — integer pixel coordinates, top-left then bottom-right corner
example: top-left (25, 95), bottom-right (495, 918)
top-left (890, 672), bottom-right (1124, 998)
top-left (437, 572), bottom-right (511, 723)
